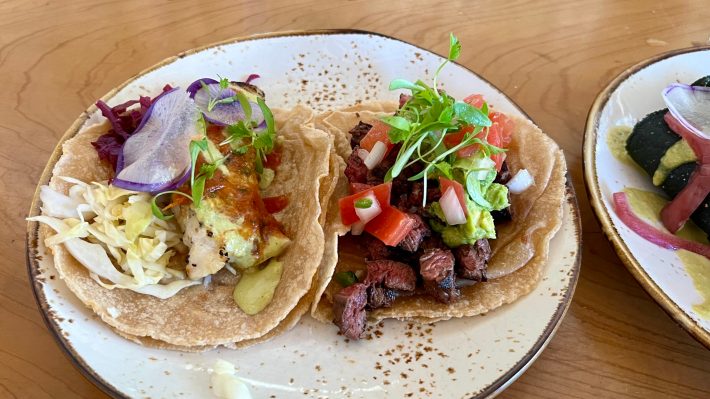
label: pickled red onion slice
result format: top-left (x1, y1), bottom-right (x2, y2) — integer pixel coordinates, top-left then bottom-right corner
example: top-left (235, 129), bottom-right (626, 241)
top-left (662, 83), bottom-right (710, 141)
top-left (113, 88), bottom-right (198, 192)
top-left (613, 192), bottom-right (710, 258)
top-left (187, 78), bottom-right (264, 126)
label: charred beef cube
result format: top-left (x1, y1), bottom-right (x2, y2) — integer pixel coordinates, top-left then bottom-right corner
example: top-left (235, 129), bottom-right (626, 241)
top-left (396, 182), bottom-right (425, 214)
top-left (427, 187), bottom-right (442, 205)
top-left (350, 182), bottom-right (373, 194)
top-left (345, 147), bottom-right (368, 184)
top-left (399, 93), bottom-right (411, 108)
top-left (454, 239), bottom-right (491, 281)
top-left (495, 161), bottom-right (512, 184)
top-left (367, 146), bottom-right (399, 186)
top-left (491, 189), bottom-right (513, 222)
top-left (364, 235), bottom-right (392, 261)
top-left (491, 162), bottom-right (513, 222)
top-left (398, 214), bottom-right (431, 252)
top-left (419, 235), bottom-right (445, 252)
top-left (367, 286), bottom-right (398, 309)
top-left (365, 260), bottom-right (417, 291)
top-left (349, 121), bottom-right (373, 148)
top-left (364, 260), bottom-right (416, 310)
top-left (333, 283), bottom-right (368, 340)
top-left (419, 248), bottom-right (460, 304)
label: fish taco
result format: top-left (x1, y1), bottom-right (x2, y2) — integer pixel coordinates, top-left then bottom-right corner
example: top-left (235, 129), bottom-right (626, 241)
top-left (29, 78), bottom-right (334, 348)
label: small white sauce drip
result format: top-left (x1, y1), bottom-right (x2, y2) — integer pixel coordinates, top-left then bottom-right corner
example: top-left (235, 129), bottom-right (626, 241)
top-left (211, 359), bottom-right (252, 399)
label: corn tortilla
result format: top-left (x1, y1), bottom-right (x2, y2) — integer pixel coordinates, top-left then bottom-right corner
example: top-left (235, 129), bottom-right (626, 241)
top-left (311, 104), bottom-right (566, 323)
top-left (39, 107), bottom-right (332, 347)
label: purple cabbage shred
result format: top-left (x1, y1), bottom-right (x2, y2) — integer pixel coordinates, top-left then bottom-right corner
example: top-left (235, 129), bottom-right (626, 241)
top-left (91, 85), bottom-right (173, 169)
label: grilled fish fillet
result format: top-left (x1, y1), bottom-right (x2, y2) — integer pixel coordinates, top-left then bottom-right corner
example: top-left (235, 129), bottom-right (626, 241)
top-left (176, 125), bottom-right (290, 280)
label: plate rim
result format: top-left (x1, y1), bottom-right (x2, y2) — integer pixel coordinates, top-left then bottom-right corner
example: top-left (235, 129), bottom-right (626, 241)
top-left (25, 28), bottom-right (582, 398)
top-left (583, 44), bottom-right (710, 350)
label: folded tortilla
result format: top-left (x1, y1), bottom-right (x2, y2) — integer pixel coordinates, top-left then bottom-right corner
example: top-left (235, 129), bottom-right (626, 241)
top-left (310, 102), bottom-right (567, 323)
top-left (38, 105), bottom-right (334, 348)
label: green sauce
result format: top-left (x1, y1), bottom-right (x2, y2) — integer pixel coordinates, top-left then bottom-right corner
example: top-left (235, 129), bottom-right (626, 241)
top-left (606, 126), bottom-right (635, 165)
top-left (652, 140), bottom-right (697, 186)
top-left (677, 251), bottom-right (710, 318)
top-left (623, 188), bottom-right (710, 318)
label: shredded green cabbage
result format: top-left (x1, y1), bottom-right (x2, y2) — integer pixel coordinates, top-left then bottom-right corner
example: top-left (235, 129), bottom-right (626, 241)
top-left (28, 177), bottom-right (200, 299)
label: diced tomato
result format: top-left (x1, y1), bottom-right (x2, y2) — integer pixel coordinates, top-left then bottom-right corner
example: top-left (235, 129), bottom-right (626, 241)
top-left (444, 110), bottom-right (514, 171)
top-left (349, 182), bottom-right (373, 194)
top-left (263, 195), bottom-right (289, 213)
top-left (364, 206), bottom-right (416, 246)
top-left (443, 125), bottom-right (473, 149)
top-left (360, 120), bottom-right (395, 155)
top-left (463, 94), bottom-right (485, 109)
top-left (439, 177), bottom-right (467, 215)
top-left (339, 182), bottom-right (392, 225)
top-left (489, 111), bottom-right (514, 148)
top-left (264, 147), bottom-right (282, 169)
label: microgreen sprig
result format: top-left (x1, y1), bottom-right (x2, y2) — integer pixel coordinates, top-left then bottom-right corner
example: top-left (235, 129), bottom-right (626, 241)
top-left (220, 96), bottom-right (276, 174)
top-left (380, 34), bottom-right (499, 206)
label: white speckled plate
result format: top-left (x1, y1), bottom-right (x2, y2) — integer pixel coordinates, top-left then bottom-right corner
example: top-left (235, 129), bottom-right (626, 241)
top-left (584, 46), bottom-right (710, 348)
top-left (27, 30), bottom-right (580, 398)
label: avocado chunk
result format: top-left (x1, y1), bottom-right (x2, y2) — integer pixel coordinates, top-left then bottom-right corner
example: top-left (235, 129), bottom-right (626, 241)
top-left (428, 198), bottom-right (496, 248)
top-left (233, 259), bottom-right (283, 315)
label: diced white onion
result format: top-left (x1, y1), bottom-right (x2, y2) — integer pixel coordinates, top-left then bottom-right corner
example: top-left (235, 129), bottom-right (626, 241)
top-left (354, 192), bottom-right (382, 224)
top-left (507, 169), bottom-right (534, 194)
top-left (351, 220), bottom-right (366, 235)
top-left (440, 187), bottom-right (467, 225)
top-left (364, 141), bottom-right (387, 170)
top-left (357, 148), bottom-right (370, 161)
top-left (475, 157), bottom-right (496, 170)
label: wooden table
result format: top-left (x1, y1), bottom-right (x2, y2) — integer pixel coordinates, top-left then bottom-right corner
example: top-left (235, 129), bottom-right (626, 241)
top-left (3, 0), bottom-right (710, 397)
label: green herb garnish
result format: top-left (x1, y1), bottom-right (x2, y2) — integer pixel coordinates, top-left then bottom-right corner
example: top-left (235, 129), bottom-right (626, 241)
top-left (334, 271), bottom-right (358, 287)
top-left (150, 77), bottom-right (276, 220)
top-left (221, 96), bottom-right (276, 174)
top-left (150, 190), bottom-right (193, 221)
top-left (380, 33), bottom-right (501, 206)
top-left (354, 198), bottom-right (373, 209)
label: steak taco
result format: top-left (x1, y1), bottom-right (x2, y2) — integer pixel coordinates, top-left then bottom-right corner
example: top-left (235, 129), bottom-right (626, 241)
top-left (29, 78), bottom-right (334, 348)
top-left (310, 36), bottom-right (567, 339)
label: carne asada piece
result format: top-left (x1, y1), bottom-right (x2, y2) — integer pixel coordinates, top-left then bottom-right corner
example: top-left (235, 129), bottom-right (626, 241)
top-left (333, 283), bottom-right (368, 340)
top-left (349, 121), bottom-right (373, 148)
top-left (365, 260), bottom-right (417, 291)
top-left (367, 147), bottom-right (399, 186)
top-left (364, 260), bottom-right (416, 310)
top-left (364, 235), bottom-right (392, 261)
top-left (344, 147), bottom-right (368, 184)
top-left (398, 214), bottom-right (431, 253)
top-left (492, 162), bottom-right (513, 222)
top-left (399, 93), bottom-right (411, 108)
top-left (395, 182), bottom-right (425, 214)
top-left (454, 239), bottom-right (490, 281)
top-left (419, 248), bottom-right (460, 304)
top-left (367, 286), bottom-right (398, 309)
top-left (495, 161), bottom-right (512, 184)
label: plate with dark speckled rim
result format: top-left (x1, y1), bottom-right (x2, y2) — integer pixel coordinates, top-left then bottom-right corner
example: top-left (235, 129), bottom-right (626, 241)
top-left (26, 30), bottom-right (581, 398)
top-left (584, 46), bottom-right (710, 350)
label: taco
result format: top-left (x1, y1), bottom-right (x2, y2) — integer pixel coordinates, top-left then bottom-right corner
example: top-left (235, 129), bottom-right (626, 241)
top-left (310, 36), bottom-right (567, 339)
top-left (29, 78), bottom-right (334, 348)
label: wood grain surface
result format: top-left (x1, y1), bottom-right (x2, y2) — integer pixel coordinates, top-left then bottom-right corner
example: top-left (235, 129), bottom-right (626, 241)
top-left (3, 0), bottom-right (710, 398)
